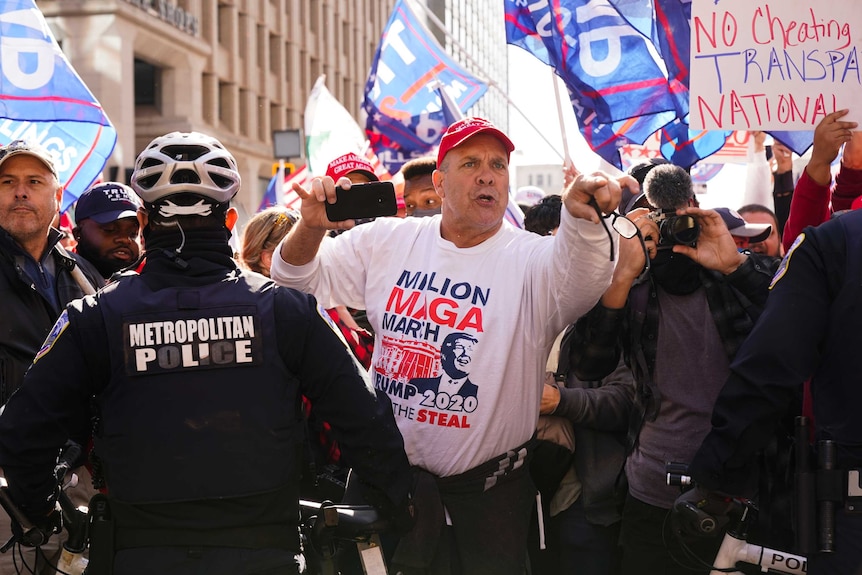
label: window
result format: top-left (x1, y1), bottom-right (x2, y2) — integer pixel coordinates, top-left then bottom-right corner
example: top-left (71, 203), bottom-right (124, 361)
top-left (217, 4), bottom-right (233, 46)
top-left (134, 59), bottom-right (160, 109)
top-left (238, 13), bottom-right (249, 62)
top-left (269, 34), bottom-right (280, 74)
top-left (239, 89), bottom-right (252, 136)
top-left (342, 20), bottom-right (349, 56)
top-left (219, 82), bottom-right (236, 129)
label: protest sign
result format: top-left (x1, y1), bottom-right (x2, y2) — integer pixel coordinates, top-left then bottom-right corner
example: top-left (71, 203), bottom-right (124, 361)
top-left (690, 0), bottom-right (861, 130)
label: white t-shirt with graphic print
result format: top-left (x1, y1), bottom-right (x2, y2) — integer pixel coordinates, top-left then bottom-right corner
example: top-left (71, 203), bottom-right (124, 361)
top-left (271, 210), bottom-right (613, 477)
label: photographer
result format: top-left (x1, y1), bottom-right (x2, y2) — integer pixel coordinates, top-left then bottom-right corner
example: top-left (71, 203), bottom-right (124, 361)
top-left (568, 164), bottom-right (781, 575)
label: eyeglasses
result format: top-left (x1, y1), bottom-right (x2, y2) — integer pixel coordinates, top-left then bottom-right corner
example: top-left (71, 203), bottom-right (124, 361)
top-left (590, 198), bottom-right (638, 261)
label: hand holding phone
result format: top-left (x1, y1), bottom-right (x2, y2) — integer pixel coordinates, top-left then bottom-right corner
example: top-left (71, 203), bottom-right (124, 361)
top-left (324, 181), bottom-right (398, 222)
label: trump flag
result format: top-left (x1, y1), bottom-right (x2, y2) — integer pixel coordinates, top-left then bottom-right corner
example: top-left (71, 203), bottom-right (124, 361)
top-left (363, 0), bottom-right (487, 173)
top-left (0, 1), bottom-right (117, 212)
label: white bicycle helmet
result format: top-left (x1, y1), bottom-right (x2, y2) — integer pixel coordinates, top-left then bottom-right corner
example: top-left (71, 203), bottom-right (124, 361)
top-left (131, 132), bottom-right (241, 207)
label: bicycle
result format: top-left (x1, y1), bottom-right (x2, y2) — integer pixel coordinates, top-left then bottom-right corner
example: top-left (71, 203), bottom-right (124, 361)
top-left (0, 442), bottom-right (90, 575)
top-left (1, 468), bottom-right (390, 575)
top-left (667, 463), bottom-right (807, 575)
top-left (300, 498), bottom-right (390, 575)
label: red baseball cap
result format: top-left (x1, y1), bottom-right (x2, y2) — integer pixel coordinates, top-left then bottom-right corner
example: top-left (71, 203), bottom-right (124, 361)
top-left (325, 153), bottom-right (378, 182)
top-left (436, 117), bottom-right (515, 169)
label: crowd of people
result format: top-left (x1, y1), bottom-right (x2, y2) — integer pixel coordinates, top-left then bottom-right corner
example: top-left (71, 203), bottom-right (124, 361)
top-left (0, 110), bottom-right (860, 575)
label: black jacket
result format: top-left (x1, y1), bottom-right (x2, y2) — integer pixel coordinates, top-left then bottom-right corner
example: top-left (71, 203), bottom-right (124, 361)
top-left (691, 210), bottom-right (862, 494)
top-left (555, 328), bottom-right (634, 526)
top-left (0, 226), bottom-right (101, 403)
top-left (568, 253), bottom-right (780, 451)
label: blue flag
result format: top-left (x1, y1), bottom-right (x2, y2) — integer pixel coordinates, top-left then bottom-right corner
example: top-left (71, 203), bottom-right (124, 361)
top-left (259, 163), bottom-right (284, 212)
top-left (765, 130), bottom-right (814, 158)
top-left (0, 1), bottom-right (117, 211)
top-left (363, 0), bottom-right (487, 173)
top-left (508, 4), bottom-right (679, 113)
top-left (434, 83), bottom-right (464, 126)
top-left (659, 116), bottom-right (730, 170)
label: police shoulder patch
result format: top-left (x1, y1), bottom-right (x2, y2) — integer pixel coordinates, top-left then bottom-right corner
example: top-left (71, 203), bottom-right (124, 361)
top-left (34, 309), bottom-right (70, 363)
top-left (316, 303), bottom-right (351, 349)
top-left (770, 233), bottom-right (805, 290)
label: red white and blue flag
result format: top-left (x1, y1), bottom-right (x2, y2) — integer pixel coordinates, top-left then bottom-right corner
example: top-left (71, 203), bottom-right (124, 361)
top-left (0, 1), bottom-right (117, 211)
top-left (363, 0), bottom-right (487, 173)
top-left (258, 165), bottom-right (308, 212)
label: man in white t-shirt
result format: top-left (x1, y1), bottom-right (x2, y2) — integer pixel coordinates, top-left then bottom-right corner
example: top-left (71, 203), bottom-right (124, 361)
top-left (271, 117), bottom-right (636, 574)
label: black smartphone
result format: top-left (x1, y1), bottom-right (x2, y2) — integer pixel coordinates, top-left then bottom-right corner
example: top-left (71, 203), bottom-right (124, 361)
top-left (324, 181), bottom-right (398, 222)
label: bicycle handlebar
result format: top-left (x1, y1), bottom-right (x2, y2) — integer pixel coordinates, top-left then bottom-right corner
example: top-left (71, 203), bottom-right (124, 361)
top-left (665, 462), bottom-right (808, 575)
top-left (300, 499), bottom-right (390, 543)
top-left (0, 481), bottom-right (49, 549)
top-left (0, 441), bottom-right (89, 553)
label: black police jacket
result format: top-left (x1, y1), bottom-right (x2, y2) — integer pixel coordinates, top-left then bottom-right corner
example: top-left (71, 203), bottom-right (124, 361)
top-left (0, 243), bottom-right (411, 543)
top-left (690, 209), bottom-right (862, 494)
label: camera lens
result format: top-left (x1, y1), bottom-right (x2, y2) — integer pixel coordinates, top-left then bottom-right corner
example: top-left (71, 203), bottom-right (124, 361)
top-left (668, 215), bottom-right (699, 245)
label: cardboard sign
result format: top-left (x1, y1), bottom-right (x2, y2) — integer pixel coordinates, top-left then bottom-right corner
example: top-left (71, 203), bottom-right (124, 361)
top-left (690, 0), bottom-right (861, 130)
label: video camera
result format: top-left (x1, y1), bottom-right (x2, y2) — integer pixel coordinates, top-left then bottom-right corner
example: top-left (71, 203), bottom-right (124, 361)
top-left (646, 209), bottom-right (699, 248)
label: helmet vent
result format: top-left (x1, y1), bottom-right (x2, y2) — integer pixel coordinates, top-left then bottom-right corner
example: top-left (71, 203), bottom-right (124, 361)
top-left (207, 157), bottom-right (233, 170)
top-left (140, 158), bottom-right (163, 170)
top-left (170, 169), bottom-right (202, 185)
top-left (211, 173), bottom-right (233, 189)
top-left (135, 173), bottom-right (161, 190)
top-left (162, 144), bottom-right (210, 162)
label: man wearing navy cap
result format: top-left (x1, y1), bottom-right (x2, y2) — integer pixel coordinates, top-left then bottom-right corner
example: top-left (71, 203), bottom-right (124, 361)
top-left (715, 206), bottom-right (773, 253)
top-left (271, 117), bottom-right (638, 573)
top-left (73, 182), bottom-right (142, 280)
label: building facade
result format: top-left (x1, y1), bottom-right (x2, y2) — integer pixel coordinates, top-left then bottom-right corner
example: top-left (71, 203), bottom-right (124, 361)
top-left (36, 0), bottom-right (396, 215)
top-left (513, 163), bottom-right (565, 196)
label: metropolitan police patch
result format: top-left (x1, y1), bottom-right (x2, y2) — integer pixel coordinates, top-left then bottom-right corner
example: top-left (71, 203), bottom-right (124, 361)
top-left (123, 311), bottom-right (262, 374)
top-left (770, 233), bottom-right (805, 290)
top-left (34, 310), bottom-right (70, 363)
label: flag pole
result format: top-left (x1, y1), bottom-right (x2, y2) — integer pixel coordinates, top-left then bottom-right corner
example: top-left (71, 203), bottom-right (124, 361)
top-left (551, 70), bottom-right (575, 171)
top-left (277, 159), bottom-right (285, 205)
top-left (405, 0), bottom-right (564, 161)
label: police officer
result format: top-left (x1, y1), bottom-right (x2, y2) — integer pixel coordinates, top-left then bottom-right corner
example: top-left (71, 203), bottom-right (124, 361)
top-left (0, 131), bottom-right (413, 575)
top-left (681, 209), bottom-right (862, 574)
